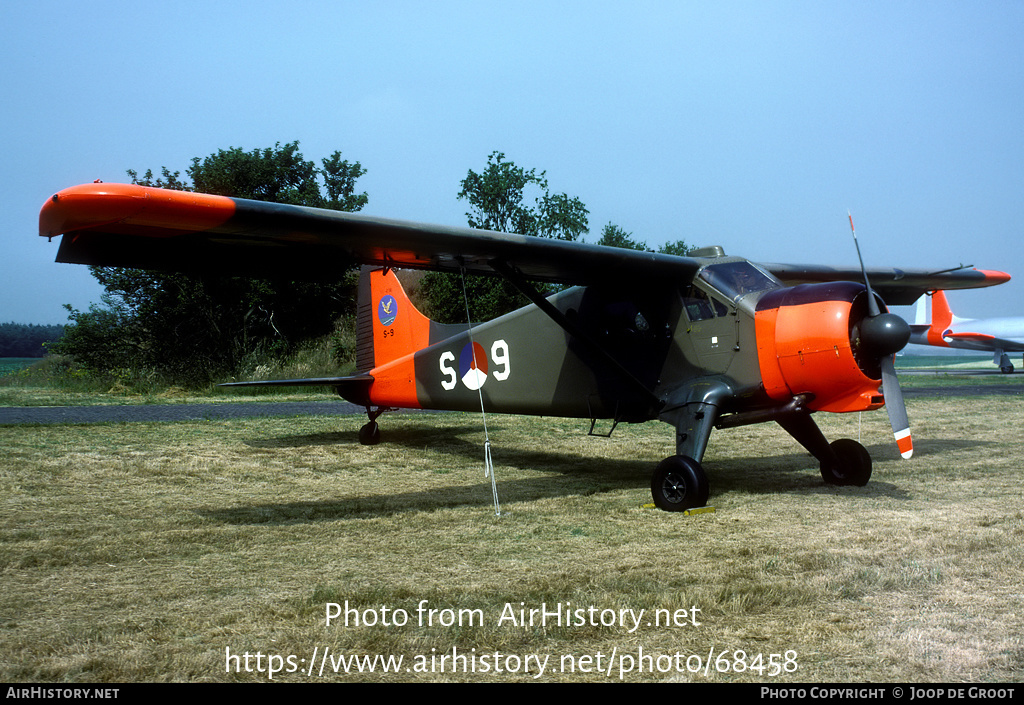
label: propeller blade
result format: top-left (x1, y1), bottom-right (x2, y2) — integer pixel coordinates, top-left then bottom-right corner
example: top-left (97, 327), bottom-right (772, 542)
top-left (847, 212), bottom-right (912, 458)
top-left (849, 212), bottom-right (881, 317)
top-left (880, 355), bottom-right (913, 459)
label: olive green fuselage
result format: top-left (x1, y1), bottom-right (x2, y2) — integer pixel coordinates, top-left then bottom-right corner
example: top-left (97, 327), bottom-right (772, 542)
top-left (403, 266), bottom-right (769, 426)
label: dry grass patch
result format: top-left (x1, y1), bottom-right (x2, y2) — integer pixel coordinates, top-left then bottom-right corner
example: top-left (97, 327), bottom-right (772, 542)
top-left (1, 396), bottom-right (1022, 682)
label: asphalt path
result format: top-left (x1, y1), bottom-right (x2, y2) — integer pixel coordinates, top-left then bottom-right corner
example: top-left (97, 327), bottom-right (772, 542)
top-left (903, 384), bottom-right (1022, 397)
top-left (0, 382), bottom-right (1018, 425)
top-left (898, 367), bottom-right (1017, 376)
top-left (0, 400), bottom-right (364, 425)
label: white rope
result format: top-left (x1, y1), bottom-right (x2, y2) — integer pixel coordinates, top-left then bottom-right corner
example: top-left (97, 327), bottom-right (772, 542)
top-left (460, 267), bottom-right (501, 516)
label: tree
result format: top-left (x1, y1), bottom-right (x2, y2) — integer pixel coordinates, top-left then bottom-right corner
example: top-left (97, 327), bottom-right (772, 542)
top-left (0, 323), bottom-right (65, 358)
top-left (597, 222), bottom-right (690, 258)
top-left (420, 152), bottom-right (589, 323)
top-left (51, 296), bottom-right (138, 372)
top-left (53, 142), bottom-right (367, 386)
top-left (457, 152), bottom-right (588, 241)
top-left (597, 223), bottom-right (649, 251)
top-left (657, 239), bottom-right (692, 257)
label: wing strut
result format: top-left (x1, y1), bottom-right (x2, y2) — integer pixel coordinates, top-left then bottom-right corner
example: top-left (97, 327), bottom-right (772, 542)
top-left (488, 259), bottom-right (663, 412)
top-left (458, 266), bottom-right (501, 517)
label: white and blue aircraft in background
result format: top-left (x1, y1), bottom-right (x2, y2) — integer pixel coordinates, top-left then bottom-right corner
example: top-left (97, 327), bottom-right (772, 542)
top-left (910, 291), bottom-right (1024, 373)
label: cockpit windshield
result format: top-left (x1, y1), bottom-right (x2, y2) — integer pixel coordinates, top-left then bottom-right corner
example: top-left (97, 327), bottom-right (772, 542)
top-left (697, 261), bottom-right (781, 301)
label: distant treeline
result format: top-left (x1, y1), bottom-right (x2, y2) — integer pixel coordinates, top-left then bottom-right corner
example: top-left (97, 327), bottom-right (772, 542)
top-left (0, 323), bottom-right (65, 358)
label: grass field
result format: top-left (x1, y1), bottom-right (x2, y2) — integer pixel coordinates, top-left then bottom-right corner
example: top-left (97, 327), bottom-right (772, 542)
top-left (1, 388), bottom-right (1022, 682)
top-left (896, 354), bottom-right (999, 372)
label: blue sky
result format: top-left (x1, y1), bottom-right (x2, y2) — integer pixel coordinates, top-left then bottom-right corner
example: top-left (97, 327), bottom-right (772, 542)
top-left (2, 1), bottom-right (1021, 324)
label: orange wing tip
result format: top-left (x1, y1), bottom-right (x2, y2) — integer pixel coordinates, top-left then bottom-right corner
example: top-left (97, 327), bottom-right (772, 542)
top-left (974, 269), bottom-right (1011, 285)
top-left (41, 182), bottom-right (146, 238)
top-left (40, 182), bottom-right (235, 239)
top-left (894, 428), bottom-right (913, 459)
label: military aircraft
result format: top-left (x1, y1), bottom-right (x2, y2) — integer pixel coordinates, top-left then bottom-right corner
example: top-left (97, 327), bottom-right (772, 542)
top-left (39, 182), bottom-right (1011, 510)
top-left (910, 290), bottom-right (1024, 373)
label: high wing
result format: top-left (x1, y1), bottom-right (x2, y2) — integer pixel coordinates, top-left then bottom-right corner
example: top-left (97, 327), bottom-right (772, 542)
top-left (40, 182), bottom-right (1009, 302)
top-left (41, 182), bottom-right (699, 286)
top-left (761, 263), bottom-right (1009, 306)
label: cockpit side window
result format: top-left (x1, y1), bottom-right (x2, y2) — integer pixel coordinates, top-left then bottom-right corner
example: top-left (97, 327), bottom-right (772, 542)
top-left (681, 285), bottom-right (727, 321)
top-left (698, 261), bottom-right (781, 301)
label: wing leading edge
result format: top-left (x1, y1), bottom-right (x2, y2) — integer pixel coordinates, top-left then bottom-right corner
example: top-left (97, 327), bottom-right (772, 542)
top-left (40, 182), bottom-right (699, 286)
top-left (40, 182), bottom-right (1010, 303)
top-left (762, 263), bottom-right (1010, 306)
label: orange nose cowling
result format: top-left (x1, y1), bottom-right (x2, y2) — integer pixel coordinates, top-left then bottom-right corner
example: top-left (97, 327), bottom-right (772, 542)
top-left (755, 283), bottom-right (884, 414)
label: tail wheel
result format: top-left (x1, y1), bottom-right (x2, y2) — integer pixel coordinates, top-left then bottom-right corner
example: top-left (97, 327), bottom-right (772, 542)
top-left (358, 421), bottom-right (381, 446)
top-left (820, 438), bottom-right (872, 486)
top-left (651, 455), bottom-right (709, 512)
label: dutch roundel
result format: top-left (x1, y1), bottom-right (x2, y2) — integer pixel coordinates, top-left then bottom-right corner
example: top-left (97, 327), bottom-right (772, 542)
top-left (459, 342), bottom-right (488, 390)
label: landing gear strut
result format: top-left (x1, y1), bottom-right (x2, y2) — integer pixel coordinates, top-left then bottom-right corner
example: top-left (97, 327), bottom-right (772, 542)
top-left (653, 388), bottom-right (725, 512)
top-left (777, 412), bottom-right (872, 487)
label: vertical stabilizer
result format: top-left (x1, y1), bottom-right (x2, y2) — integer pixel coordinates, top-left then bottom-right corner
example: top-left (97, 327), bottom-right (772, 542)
top-left (925, 291), bottom-right (954, 347)
top-left (915, 294), bottom-right (928, 326)
top-left (355, 266), bottom-right (433, 372)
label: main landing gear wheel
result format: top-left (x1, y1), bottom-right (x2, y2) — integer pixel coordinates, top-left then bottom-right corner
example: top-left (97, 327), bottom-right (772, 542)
top-left (999, 353), bottom-right (1014, 374)
top-left (820, 438), bottom-right (871, 487)
top-left (358, 421), bottom-right (381, 446)
top-left (651, 455), bottom-right (709, 512)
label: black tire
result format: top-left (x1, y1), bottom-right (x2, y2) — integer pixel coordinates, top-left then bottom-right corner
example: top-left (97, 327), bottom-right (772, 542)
top-left (651, 455), bottom-right (709, 511)
top-left (358, 421), bottom-right (381, 446)
top-left (999, 354), bottom-right (1014, 374)
top-left (820, 438), bottom-right (872, 486)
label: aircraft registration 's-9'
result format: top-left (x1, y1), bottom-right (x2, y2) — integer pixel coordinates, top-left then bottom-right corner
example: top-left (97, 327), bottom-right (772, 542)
top-left (40, 182), bottom-right (1011, 511)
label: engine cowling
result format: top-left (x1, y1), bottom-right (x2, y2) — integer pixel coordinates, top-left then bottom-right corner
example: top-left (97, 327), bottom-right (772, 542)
top-left (754, 282), bottom-right (908, 413)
